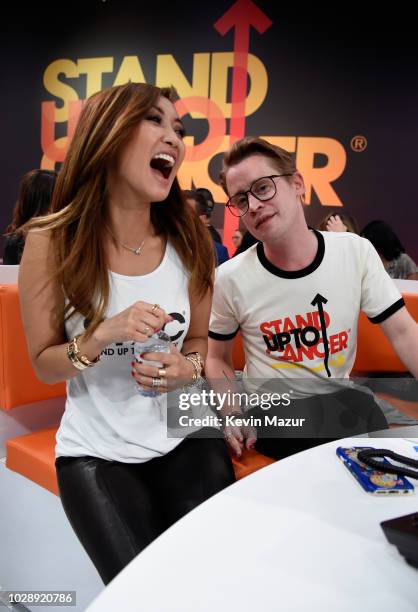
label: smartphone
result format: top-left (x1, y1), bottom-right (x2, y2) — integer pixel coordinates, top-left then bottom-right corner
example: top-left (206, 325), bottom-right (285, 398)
top-left (336, 446), bottom-right (414, 495)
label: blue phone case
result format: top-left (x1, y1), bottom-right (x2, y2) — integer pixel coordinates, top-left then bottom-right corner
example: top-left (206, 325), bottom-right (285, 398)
top-left (336, 447), bottom-right (414, 495)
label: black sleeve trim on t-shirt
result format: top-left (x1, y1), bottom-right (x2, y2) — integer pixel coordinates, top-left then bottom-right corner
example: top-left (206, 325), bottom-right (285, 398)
top-left (368, 298), bottom-right (405, 324)
top-left (208, 327), bottom-right (240, 341)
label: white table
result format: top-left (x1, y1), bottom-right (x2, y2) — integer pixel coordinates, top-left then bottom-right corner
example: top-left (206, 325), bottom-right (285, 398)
top-left (87, 434), bottom-right (418, 612)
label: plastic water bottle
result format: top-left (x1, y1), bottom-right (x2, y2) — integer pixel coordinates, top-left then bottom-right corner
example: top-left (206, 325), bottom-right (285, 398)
top-left (133, 330), bottom-right (171, 397)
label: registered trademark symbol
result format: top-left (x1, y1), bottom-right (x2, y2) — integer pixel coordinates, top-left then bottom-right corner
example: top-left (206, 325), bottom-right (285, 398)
top-left (350, 135), bottom-right (367, 152)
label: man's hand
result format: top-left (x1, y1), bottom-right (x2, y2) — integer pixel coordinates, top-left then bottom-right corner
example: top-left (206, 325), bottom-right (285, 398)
top-left (223, 412), bottom-right (257, 457)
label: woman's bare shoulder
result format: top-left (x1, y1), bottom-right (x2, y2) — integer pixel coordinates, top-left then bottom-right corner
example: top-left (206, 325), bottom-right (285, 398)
top-left (19, 228), bottom-right (57, 288)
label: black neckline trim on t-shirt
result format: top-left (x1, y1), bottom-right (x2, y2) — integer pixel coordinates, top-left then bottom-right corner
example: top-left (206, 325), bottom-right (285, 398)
top-left (208, 328), bottom-right (240, 341)
top-left (256, 229), bottom-right (325, 279)
top-left (368, 298), bottom-right (405, 324)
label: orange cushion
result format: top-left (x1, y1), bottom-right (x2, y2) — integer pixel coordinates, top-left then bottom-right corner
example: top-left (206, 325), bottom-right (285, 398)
top-left (353, 293), bottom-right (418, 373)
top-left (232, 331), bottom-right (245, 371)
top-left (6, 427), bottom-right (275, 494)
top-left (353, 311), bottom-right (405, 373)
top-left (376, 392), bottom-right (418, 421)
top-left (230, 447), bottom-right (276, 480)
top-left (6, 427), bottom-right (59, 496)
top-left (0, 285), bottom-right (66, 409)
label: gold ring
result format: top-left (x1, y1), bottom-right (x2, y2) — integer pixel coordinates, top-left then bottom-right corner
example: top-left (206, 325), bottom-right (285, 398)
top-left (225, 432), bottom-right (233, 439)
top-left (151, 304), bottom-right (160, 313)
top-left (158, 368), bottom-right (167, 378)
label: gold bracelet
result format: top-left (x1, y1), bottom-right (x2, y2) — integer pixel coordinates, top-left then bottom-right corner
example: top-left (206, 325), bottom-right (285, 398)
top-left (73, 334), bottom-right (101, 366)
top-left (67, 341), bottom-right (87, 371)
top-left (184, 356), bottom-right (199, 381)
top-left (184, 352), bottom-right (204, 381)
top-left (67, 334), bottom-right (101, 371)
top-left (184, 352), bottom-right (204, 371)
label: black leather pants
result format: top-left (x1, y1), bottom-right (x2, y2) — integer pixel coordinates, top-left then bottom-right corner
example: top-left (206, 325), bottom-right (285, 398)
top-left (56, 434), bottom-right (235, 585)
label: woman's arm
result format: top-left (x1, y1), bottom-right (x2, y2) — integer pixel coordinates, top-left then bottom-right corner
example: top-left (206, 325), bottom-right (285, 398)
top-left (19, 230), bottom-right (89, 384)
top-left (181, 286), bottom-right (213, 362)
top-left (19, 230), bottom-right (170, 384)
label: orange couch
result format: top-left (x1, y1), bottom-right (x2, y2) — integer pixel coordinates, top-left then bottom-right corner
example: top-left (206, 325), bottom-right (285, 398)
top-left (1, 285), bottom-right (274, 493)
top-left (0, 284), bottom-right (65, 409)
top-left (353, 292), bottom-right (418, 373)
top-left (352, 292), bottom-right (418, 421)
top-left (6, 428), bottom-right (60, 495)
top-left (0, 284), bottom-right (65, 494)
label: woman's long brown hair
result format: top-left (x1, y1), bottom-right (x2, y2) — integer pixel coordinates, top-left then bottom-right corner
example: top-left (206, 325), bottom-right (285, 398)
top-left (26, 83), bottom-right (215, 337)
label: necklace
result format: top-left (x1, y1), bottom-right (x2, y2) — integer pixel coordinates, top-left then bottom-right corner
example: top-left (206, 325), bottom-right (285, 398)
top-left (119, 238), bottom-right (146, 256)
top-left (107, 226), bottom-right (146, 256)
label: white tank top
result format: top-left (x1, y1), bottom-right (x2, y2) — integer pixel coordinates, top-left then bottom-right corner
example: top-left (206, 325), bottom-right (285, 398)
top-left (56, 241), bottom-right (190, 462)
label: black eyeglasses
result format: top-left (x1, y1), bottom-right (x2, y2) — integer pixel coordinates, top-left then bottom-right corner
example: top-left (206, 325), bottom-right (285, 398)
top-left (226, 174), bottom-right (293, 217)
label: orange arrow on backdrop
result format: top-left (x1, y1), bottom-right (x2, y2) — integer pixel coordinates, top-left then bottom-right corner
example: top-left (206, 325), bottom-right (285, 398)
top-left (214, 1), bottom-right (272, 254)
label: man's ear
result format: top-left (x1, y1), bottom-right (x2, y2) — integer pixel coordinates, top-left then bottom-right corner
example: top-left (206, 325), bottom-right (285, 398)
top-left (292, 171), bottom-right (306, 198)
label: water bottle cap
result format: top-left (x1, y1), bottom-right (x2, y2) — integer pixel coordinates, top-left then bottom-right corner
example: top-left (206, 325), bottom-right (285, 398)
top-left (154, 330), bottom-right (170, 342)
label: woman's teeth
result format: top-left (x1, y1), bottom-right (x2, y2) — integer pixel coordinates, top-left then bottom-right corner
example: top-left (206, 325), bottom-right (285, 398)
top-left (150, 153), bottom-right (175, 179)
top-left (152, 153), bottom-right (175, 167)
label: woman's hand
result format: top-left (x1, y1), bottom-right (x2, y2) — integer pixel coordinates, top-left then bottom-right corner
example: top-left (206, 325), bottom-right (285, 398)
top-left (223, 413), bottom-right (257, 457)
top-left (132, 344), bottom-right (196, 392)
top-left (92, 302), bottom-right (171, 350)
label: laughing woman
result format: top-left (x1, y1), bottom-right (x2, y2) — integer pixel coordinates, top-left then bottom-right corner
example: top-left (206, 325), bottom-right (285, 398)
top-left (19, 83), bottom-right (235, 585)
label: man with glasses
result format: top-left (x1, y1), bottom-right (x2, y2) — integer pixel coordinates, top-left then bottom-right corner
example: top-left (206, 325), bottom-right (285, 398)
top-left (206, 137), bottom-right (418, 460)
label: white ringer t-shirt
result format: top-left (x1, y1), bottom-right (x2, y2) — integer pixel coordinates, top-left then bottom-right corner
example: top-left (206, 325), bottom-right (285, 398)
top-left (209, 231), bottom-right (404, 396)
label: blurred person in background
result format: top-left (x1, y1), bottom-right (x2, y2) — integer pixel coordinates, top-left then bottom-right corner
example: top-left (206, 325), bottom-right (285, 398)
top-left (3, 169), bottom-right (57, 264)
top-left (232, 229), bottom-right (243, 252)
top-left (185, 189), bottom-right (229, 266)
top-left (361, 220), bottom-right (418, 280)
top-left (318, 211), bottom-right (359, 234)
top-left (233, 230), bottom-right (258, 256)
top-left (196, 187), bottom-right (223, 244)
